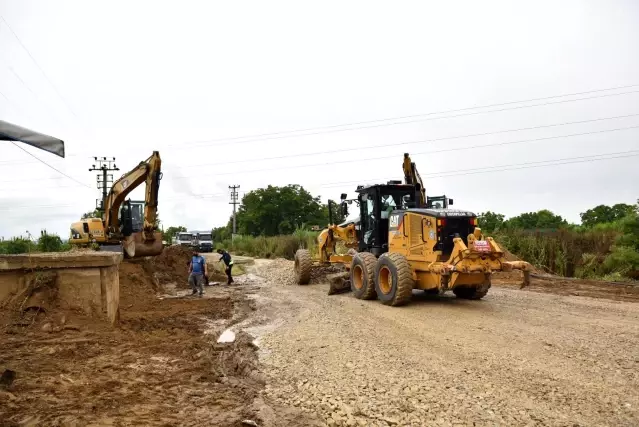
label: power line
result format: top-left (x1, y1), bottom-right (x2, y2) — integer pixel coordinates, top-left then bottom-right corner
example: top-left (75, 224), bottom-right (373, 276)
top-left (2, 124), bottom-right (637, 193)
top-left (4, 149), bottom-right (637, 212)
top-left (178, 88), bottom-right (639, 148)
top-left (4, 112), bottom-right (634, 174)
top-left (170, 125), bottom-right (639, 180)
top-left (171, 113), bottom-right (639, 169)
top-left (319, 150), bottom-right (639, 188)
top-left (1, 192), bottom-right (230, 212)
top-left (174, 83), bottom-right (639, 146)
top-left (0, 15), bottom-right (78, 118)
top-left (3, 88), bottom-right (638, 169)
top-left (9, 142), bottom-right (91, 189)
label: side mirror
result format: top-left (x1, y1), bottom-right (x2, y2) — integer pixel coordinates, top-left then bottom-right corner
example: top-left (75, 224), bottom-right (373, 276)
top-left (448, 199), bottom-right (454, 206)
top-left (341, 202), bottom-right (349, 217)
top-left (340, 193), bottom-right (347, 200)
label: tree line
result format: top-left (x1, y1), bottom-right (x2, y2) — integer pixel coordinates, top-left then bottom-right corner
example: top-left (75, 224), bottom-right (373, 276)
top-left (478, 203), bottom-right (638, 233)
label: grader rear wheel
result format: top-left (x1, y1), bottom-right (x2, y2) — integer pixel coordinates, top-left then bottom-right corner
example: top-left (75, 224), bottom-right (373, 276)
top-left (350, 252), bottom-right (377, 300)
top-left (294, 249), bottom-right (312, 285)
top-left (374, 253), bottom-right (414, 306)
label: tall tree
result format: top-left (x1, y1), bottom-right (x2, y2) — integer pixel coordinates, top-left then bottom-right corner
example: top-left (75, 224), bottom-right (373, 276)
top-left (236, 185), bottom-right (328, 236)
top-left (82, 209), bottom-right (101, 219)
top-left (505, 209), bottom-right (567, 230)
top-left (164, 225), bottom-right (187, 242)
top-left (580, 203), bottom-right (638, 227)
top-left (478, 211), bottom-right (505, 233)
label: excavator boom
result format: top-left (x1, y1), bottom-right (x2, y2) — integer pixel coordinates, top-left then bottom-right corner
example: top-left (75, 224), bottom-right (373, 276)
top-left (69, 151), bottom-right (163, 258)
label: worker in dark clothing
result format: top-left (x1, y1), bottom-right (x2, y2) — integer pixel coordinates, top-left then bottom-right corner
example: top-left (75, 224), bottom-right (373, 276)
top-left (217, 248), bottom-right (234, 285)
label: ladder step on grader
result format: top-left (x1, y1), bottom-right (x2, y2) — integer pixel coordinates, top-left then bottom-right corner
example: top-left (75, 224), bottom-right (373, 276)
top-left (293, 153), bottom-right (532, 307)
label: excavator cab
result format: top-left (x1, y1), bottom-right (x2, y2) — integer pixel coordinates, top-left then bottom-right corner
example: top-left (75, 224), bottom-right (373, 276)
top-left (118, 200), bottom-right (144, 236)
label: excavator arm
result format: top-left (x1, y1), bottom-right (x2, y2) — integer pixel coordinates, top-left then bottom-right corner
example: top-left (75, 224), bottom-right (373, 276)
top-left (103, 151), bottom-right (163, 258)
top-left (403, 153), bottom-right (426, 207)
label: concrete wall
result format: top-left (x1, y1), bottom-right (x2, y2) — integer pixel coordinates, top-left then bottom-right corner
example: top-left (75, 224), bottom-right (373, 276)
top-left (0, 252), bottom-right (122, 325)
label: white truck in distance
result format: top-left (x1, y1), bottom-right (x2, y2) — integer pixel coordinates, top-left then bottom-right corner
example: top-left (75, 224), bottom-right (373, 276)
top-left (192, 230), bottom-right (213, 253)
top-left (173, 232), bottom-right (194, 248)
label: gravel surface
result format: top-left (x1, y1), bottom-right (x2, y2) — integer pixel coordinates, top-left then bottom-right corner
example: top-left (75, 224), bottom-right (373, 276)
top-left (252, 259), bottom-right (639, 427)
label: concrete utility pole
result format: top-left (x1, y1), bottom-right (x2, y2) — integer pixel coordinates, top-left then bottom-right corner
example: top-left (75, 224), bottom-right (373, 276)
top-left (90, 157), bottom-right (119, 213)
top-left (229, 185), bottom-right (240, 238)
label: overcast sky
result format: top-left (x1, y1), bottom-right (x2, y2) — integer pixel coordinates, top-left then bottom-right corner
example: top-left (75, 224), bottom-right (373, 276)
top-left (1, 0), bottom-right (638, 239)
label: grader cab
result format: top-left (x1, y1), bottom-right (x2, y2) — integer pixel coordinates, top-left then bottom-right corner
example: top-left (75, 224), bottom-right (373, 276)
top-left (294, 179), bottom-right (531, 306)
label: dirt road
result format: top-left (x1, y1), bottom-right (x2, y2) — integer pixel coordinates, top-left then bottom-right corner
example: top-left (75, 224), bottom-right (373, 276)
top-left (2, 251), bottom-right (638, 426)
top-left (253, 259), bottom-right (639, 427)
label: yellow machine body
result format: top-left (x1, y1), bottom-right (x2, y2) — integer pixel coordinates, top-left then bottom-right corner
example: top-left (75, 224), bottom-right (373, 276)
top-left (293, 152), bottom-right (532, 306)
top-left (69, 151), bottom-right (163, 258)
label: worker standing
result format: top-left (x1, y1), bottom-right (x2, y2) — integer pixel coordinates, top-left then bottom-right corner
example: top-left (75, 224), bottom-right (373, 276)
top-left (189, 249), bottom-right (207, 297)
top-left (217, 248), bottom-right (234, 285)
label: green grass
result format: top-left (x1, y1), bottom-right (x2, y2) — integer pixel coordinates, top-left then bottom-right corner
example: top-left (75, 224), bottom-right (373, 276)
top-left (216, 229), bottom-right (319, 260)
top-left (493, 225), bottom-right (637, 280)
top-left (209, 260), bottom-right (247, 276)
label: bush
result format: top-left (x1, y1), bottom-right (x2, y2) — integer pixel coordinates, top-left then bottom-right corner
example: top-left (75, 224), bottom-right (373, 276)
top-left (494, 227), bottom-right (618, 277)
top-left (602, 246), bottom-right (639, 280)
top-left (0, 237), bottom-right (36, 254)
top-left (217, 229), bottom-right (319, 260)
top-left (37, 231), bottom-right (64, 252)
top-left (0, 230), bottom-right (71, 255)
top-left (495, 212), bottom-right (639, 280)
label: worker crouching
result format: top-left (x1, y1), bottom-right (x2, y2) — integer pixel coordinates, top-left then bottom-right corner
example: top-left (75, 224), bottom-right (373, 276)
top-left (217, 248), bottom-right (234, 285)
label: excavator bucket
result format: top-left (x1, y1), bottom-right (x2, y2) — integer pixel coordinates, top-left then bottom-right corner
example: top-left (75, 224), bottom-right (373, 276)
top-left (122, 231), bottom-right (164, 258)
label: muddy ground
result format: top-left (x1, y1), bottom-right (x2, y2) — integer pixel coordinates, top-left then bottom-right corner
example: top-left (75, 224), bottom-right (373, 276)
top-left (2, 249), bottom-right (639, 426)
top-left (0, 248), bottom-right (316, 427)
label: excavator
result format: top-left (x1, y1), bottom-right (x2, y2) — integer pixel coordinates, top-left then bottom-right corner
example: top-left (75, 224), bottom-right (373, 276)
top-left (294, 152), bottom-right (532, 306)
top-left (69, 151), bottom-right (164, 258)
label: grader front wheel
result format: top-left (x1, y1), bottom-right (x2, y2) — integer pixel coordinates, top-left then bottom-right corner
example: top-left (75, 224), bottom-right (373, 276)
top-left (374, 253), bottom-right (414, 306)
top-left (350, 252), bottom-right (377, 300)
top-left (294, 249), bottom-right (312, 285)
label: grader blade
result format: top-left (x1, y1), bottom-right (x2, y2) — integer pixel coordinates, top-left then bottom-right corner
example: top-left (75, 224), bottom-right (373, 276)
top-left (327, 272), bottom-right (351, 295)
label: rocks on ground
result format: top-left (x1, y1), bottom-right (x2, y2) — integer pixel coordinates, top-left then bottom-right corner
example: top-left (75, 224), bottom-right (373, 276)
top-left (255, 258), bottom-right (639, 427)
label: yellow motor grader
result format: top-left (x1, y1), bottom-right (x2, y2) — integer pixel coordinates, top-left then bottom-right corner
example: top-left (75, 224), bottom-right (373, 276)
top-left (293, 153), bottom-right (531, 306)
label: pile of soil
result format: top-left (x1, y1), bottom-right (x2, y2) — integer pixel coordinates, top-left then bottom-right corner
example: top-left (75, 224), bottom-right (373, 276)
top-left (142, 245), bottom-right (193, 287)
top-left (0, 254), bottom-right (265, 426)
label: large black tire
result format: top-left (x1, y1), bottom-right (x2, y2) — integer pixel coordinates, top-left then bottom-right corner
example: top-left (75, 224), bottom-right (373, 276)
top-left (350, 252), bottom-right (378, 300)
top-left (453, 276), bottom-right (491, 300)
top-left (374, 253), bottom-right (414, 306)
top-left (294, 249), bottom-right (312, 285)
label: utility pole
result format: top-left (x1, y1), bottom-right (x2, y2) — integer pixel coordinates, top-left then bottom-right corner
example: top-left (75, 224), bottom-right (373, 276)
top-left (229, 185), bottom-right (240, 238)
top-left (90, 157), bottom-right (119, 213)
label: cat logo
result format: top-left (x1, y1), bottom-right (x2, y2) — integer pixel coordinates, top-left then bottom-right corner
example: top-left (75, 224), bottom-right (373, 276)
top-left (389, 214), bottom-right (399, 228)
top-left (122, 179), bottom-right (129, 189)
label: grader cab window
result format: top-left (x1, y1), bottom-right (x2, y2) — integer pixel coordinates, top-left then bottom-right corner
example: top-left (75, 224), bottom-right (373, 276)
top-left (380, 195), bottom-right (397, 219)
top-left (359, 186), bottom-right (417, 255)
